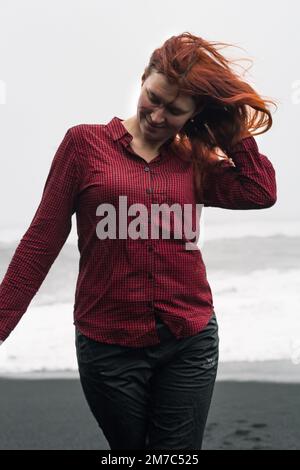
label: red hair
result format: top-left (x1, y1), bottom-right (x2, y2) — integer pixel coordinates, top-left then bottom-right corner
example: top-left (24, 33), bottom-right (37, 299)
top-left (141, 32), bottom-right (277, 200)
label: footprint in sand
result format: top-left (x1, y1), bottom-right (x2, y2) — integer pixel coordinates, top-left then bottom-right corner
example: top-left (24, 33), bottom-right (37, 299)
top-left (244, 436), bottom-right (262, 442)
top-left (206, 422), bottom-right (218, 430)
top-left (233, 429), bottom-right (251, 436)
top-left (251, 423), bottom-right (267, 429)
top-left (222, 440), bottom-right (233, 446)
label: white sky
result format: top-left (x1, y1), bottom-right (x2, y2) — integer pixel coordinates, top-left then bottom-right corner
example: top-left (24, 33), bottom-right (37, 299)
top-left (0, 0), bottom-right (299, 238)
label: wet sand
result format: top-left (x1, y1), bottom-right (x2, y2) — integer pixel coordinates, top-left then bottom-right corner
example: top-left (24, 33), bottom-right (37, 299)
top-left (0, 372), bottom-right (299, 450)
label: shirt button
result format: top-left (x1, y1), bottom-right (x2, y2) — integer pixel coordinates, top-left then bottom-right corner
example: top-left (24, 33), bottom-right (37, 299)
top-left (144, 166), bottom-right (150, 172)
top-left (146, 188), bottom-right (153, 194)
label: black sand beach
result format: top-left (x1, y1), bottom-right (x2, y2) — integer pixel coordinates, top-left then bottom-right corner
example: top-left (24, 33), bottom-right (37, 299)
top-left (0, 374), bottom-right (299, 450)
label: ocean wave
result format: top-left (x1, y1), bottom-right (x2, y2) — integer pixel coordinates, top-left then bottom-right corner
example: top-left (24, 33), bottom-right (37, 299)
top-left (0, 268), bottom-right (299, 373)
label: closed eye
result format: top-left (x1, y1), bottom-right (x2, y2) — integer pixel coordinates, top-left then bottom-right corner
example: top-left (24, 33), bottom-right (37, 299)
top-left (147, 91), bottom-right (184, 115)
top-left (148, 91), bottom-right (160, 104)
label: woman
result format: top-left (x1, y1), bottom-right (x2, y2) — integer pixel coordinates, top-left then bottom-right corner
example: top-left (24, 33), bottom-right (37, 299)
top-left (0, 32), bottom-right (277, 450)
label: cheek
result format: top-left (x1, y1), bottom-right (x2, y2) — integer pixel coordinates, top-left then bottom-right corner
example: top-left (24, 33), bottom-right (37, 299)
top-left (178, 118), bottom-right (190, 130)
top-left (139, 102), bottom-right (152, 113)
top-left (138, 93), bottom-right (151, 108)
top-left (173, 118), bottom-right (186, 130)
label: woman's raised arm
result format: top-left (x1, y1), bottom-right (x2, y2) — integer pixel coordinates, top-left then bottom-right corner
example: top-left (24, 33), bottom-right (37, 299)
top-left (202, 136), bottom-right (277, 210)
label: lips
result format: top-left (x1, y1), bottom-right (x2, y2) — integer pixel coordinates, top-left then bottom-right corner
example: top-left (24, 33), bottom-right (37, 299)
top-left (144, 117), bottom-right (164, 130)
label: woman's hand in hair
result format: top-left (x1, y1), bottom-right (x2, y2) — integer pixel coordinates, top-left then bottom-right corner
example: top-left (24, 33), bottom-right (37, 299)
top-left (208, 146), bottom-right (236, 168)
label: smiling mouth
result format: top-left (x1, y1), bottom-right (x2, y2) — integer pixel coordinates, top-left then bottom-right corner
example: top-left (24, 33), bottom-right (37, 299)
top-left (144, 117), bottom-right (165, 130)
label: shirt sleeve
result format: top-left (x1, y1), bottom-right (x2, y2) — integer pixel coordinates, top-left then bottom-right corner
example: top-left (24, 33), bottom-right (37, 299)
top-left (202, 136), bottom-right (277, 209)
top-left (0, 128), bottom-right (79, 342)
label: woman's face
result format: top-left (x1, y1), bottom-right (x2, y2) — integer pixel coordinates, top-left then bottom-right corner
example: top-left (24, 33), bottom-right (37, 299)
top-left (137, 70), bottom-right (197, 144)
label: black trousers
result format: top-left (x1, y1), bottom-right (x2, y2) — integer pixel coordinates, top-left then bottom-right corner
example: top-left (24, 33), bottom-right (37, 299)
top-left (75, 311), bottom-right (219, 450)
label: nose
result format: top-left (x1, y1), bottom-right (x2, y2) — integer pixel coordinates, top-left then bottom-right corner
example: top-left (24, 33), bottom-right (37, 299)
top-left (150, 107), bottom-right (166, 126)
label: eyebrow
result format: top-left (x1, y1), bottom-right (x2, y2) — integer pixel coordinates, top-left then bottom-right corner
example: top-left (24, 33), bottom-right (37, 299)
top-left (146, 88), bottom-right (190, 113)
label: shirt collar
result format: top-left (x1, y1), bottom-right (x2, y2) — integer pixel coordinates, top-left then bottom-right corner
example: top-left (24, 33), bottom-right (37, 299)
top-left (106, 116), bottom-right (131, 143)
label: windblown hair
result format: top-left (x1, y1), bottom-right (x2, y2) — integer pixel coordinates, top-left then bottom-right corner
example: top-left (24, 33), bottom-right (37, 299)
top-left (141, 32), bottom-right (277, 201)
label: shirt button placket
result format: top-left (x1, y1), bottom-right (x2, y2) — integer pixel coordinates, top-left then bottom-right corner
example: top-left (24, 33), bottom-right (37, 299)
top-left (144, 166), bottom-right (155, 314)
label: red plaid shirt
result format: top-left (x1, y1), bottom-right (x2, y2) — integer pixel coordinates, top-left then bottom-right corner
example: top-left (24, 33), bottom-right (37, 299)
top-left (0, 117), bottom-right (276, 346)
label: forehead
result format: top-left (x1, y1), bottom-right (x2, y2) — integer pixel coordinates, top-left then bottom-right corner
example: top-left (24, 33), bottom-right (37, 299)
top-left (145, 71), bottom-right (194, 109)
